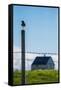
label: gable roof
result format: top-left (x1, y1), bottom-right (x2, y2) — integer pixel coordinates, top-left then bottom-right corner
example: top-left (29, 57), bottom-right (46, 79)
top-left (32, 56), bottom-right (52, 65)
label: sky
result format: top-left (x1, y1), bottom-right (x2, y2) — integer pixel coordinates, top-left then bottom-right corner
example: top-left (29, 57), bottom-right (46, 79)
top-left (13, 52), bottom-right (58, 70)
top-left (13, 5), bottom-right (58, 70)
top-left (13, 5), bottom-right (58, 53)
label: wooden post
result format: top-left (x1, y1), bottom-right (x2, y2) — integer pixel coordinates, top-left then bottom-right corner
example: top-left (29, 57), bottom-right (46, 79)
top-left (21, 30), bottom-right (25, 85)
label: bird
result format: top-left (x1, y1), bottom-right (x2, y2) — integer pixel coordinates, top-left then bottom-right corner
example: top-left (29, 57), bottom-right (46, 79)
top-left (21, 20), bottom-right (26, 27)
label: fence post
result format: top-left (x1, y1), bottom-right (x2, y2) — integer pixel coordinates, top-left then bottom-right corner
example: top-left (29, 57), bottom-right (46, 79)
top-left (21, 30), bottom-right (25, 85)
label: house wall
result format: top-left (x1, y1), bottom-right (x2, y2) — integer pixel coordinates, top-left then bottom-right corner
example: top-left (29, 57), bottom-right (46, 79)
top-left (46, 58), bottom-right (55, 69)
top-left (31, 65), bottom-right (47, 70)
top-left (31, 58), bottom-right (55, 70)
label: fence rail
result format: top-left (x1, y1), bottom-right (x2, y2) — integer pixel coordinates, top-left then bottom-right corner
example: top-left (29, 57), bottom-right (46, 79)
top-left (13, 51), bottom-right (58, 55)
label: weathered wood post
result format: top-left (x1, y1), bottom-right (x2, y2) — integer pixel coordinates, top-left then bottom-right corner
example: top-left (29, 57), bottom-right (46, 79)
top-left (21, 20), bottom-right (26, 85)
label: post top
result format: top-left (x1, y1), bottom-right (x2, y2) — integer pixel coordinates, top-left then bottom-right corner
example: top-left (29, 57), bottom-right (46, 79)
top-left (21, 20), bottom-right (26, 27)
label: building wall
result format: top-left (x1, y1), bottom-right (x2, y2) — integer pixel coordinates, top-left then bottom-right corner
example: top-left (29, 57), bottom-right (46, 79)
top-left (31, 65), bottom-right (48, 70)
top-left (31, 58), bottom-right (54, 70)
top-left (47, 58), bottom-right (55, 69)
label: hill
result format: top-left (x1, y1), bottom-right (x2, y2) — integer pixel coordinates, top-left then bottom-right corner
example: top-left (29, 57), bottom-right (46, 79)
top-left (13, 70), bottom-right (59, 85)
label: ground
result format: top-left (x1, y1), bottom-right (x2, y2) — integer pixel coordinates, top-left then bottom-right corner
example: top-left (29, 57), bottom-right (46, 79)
top-left (13, 70), bottom-right (59, 85)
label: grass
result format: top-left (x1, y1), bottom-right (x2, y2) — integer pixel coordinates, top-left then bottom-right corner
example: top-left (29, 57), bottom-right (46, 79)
top-left (13, 70), bottom-right (59, 85)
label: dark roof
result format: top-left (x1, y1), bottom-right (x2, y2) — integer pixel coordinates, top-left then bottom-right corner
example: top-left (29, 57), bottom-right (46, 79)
top-left (32, 56), bottom-right (52, 65)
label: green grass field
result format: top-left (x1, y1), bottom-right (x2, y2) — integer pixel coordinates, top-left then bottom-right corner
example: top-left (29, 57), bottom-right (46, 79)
top-left (13, 70), bottom-right (59, 85)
